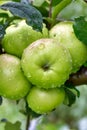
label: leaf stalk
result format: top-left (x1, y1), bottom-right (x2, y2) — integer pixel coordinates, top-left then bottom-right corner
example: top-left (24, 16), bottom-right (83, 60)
top-left (52, 0), bottom-right (72, 22)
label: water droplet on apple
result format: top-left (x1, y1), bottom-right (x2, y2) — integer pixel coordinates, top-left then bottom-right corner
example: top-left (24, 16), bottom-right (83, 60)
top-left (38, 43), bottom-right (45, 50)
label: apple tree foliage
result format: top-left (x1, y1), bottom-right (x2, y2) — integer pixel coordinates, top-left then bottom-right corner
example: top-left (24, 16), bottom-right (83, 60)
top-left (0, 0), bottom-right (87, 130)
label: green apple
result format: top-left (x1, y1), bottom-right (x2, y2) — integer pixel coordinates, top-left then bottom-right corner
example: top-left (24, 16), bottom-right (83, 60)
top-left (21, 38), bottom-right (72, 89)
top-left (49, 21), bottom-right (87, 73)
top-left (27, 87), bottom-right (65, 114)
top-left (2, 20), bottom-right (48, 57)
top-left (0, 54), bottom-right (31, 100)
top-left (0, 1), bottom-right (12, 5)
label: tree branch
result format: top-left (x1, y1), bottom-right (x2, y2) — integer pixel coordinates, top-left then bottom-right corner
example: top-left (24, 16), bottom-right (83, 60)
top-left (66, 66), bottom-right (87, 86)
top-left (49, 0), bottom-right (52, 18)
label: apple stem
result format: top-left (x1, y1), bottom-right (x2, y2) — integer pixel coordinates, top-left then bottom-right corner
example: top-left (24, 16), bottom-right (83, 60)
top-left (25, 101), bottom-right (31, 130)
top-left (26, 114), bottom-right (30, 130)
top-left (49, 0), bottom-right (52, 18)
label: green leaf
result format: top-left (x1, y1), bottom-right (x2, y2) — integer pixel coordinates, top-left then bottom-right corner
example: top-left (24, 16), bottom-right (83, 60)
top-left (64, 83), bottom-right (80, 106)
top-left (5, 121), bottom-right (21, 130)
top-left (0, 13), bottom-right (9, 19)
top-left (65, 83), bottom-right (80, 98)
top-left (64, 88), bottom-right (76, 106)
top-left (0, 96), bottom-right (2, 105)
top-left (73, 16), bottom-right (87, 45)
top-left (21, 0), bottom-right (29, 4)
top-left (34, 2), bottom-right (48, 18)
top-left (0, 25), bottom-right (5, 39)
top-left (0, 98), bottom-right (27, 130)
top-left (52, 0), bottom-right (62, 6)
top-left (84, 62), bottom-right (87, 67)
top-left (0, 2), bottom-right (43, 32)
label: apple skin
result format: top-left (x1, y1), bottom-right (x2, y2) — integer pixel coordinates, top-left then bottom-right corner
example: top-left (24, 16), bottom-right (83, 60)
top-left (27, 87), bottom-right (65, 114)
top-left (2, 20), bottom-right (48, 57)
top-left (0, 54), bottom-right (31, 100)
top-left (49, 21), bottom-right (87, 73)
top-left (21, 38), bottom-right (72, 89)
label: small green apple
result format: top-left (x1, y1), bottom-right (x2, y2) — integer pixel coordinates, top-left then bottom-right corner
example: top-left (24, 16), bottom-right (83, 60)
top-left (0, 54), bottom-right (31, 100)
top-left (2, 20), bottom-right (48, 57)
top-left (49, 21), bottom-right (87, 73)
top-left (27, 87), bottom-right (65, 114)
top-left (21, 38), bottom-right (72, 89)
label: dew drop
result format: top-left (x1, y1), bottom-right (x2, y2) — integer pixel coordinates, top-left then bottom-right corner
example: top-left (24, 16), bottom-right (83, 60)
top-left (38, 43), bottom-right (45, 50)
top-left (27, 73), bottom-right (32, 78)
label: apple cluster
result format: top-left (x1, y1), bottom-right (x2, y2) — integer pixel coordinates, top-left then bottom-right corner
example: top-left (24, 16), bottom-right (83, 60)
top-left (0, 20), bottom-right (87, 114)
